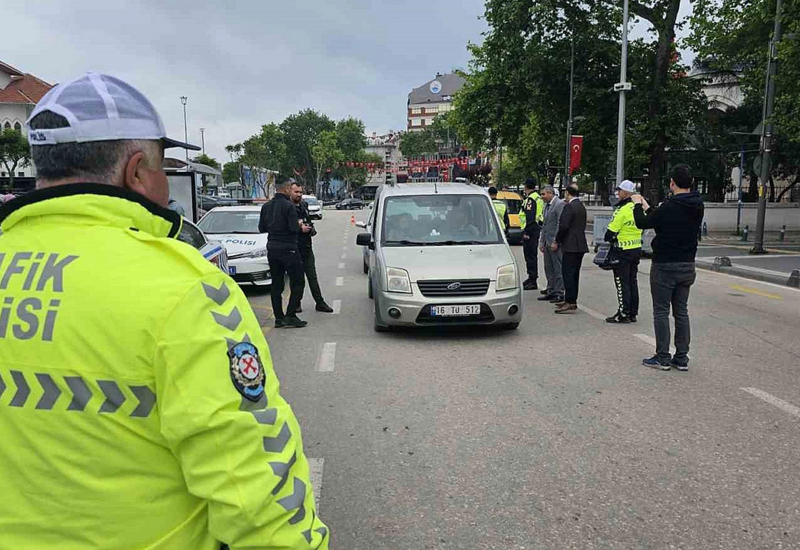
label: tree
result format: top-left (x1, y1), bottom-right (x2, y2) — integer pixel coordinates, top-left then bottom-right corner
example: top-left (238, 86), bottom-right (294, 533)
top-left (451, 0), bottom-right (706, 199)
top-left (312, 130), bottom-right (343, 194)
top-left (279, 110), bottom-right (335, 189)
top-left (222, 162), bottom-right (241, 184)
top-left (191, 154), bottom-right (221, 170)
top-left (399, 130), bottom-right (438, 158)
top-left (689, 0), bottom-right (800, 201)
top-left (0, 129), bottom-right (31, 188)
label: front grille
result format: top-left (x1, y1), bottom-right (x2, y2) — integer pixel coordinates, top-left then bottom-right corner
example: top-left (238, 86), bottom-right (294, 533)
top-left (416, 304), bottom-right (495, 325)
top-left (232, 270), bottom-right (271, 283)
top-left (417, 279), bottom-right (490, 297)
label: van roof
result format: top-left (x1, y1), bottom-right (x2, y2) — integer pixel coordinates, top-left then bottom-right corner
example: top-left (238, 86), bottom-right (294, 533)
top-left (379, 183), bottom-right (487, 198)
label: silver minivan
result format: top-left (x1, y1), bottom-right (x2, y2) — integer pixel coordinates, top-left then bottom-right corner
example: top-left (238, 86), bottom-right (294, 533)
top-left (356, 183), bottom-right (523, 332)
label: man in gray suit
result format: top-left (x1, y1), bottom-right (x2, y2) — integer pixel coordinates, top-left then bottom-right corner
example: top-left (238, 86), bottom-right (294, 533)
top-left (538, 186), bottom-right (566, 303)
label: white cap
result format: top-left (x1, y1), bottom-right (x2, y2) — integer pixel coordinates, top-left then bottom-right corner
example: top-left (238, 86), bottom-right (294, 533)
top-left (617, 180), bottom-right (637, 193)
top-left (26, 73), bottom-right (200, 151)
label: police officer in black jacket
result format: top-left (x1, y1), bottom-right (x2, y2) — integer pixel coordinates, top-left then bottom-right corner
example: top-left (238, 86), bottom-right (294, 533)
top-left (292, 192), bottom-right (334, 314)
top-left (259, 177), bottom-right (309, 328)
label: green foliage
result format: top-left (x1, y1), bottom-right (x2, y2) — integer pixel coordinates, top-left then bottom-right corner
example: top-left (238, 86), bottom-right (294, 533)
top-left (222, 162), bottom-right (241, 184)
top-left (399, 130), bottom-right (438, 158)
top-left (0, 129), bottom-right (31, 187)
top-left (191, 154), bottom-right (221, 170)
top-left (452, 0), bottom-right (707, 199)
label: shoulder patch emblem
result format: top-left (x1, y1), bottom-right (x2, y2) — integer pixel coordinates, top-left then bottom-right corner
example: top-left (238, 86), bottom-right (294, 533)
top-left (228, 342), bottom-right (266, 401)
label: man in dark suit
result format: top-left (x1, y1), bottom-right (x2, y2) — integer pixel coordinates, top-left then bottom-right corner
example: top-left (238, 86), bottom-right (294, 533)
top-left (553, 184), bottom-right (589, 314)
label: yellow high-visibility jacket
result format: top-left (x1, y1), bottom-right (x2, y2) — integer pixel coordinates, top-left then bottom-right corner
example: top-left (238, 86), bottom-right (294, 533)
top-left (0, 184), bottom-right (328, 550)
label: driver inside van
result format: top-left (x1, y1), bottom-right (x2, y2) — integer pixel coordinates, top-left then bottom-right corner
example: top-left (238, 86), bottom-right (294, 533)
top-left (447, 207), bottom-right (480, 238)
top-left (386, 212), bottom-right (415, 242)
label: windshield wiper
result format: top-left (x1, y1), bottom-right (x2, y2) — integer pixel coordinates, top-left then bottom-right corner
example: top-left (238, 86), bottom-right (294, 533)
top-left (384, 240), bottom-right (429, 246)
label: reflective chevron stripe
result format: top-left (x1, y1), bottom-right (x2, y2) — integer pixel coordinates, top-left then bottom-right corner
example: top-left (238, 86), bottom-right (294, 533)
top-left (0, 370), bottom-right (156, 418)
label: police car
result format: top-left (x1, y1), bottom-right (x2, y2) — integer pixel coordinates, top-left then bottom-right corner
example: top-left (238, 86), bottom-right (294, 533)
top-left (197, 205), bottom-right (271, 286)
top-left (303, 195), bottom-right (323, 220)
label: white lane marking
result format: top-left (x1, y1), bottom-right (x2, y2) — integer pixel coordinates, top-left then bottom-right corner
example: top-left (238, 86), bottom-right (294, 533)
top-left (332, 300), bottom-right (342, 315)
top-left (578, 304), bottom-right (606, 321)
top-left (341, 253), bottom-right (347, 260)
top-left (634, 333), bottom-right (676, 354)
top-left (741, 388), bottom-right (800, 419)
top-left (316, 342), bottom-right (337, 373)
top-left (307, 458), bottom-right (324, 512)
top-left (338, 262), bottom-right (346, 270)
top-left (336, 277), bottom-right (344, 286)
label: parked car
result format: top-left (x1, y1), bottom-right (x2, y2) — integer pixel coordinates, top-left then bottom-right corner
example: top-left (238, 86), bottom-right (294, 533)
top-left (356, 183), bottom-right (523, 332)
top-left (303, 195), bottom-right (323, 220)
top-left (336, 198), bottom-right (365, 210)
top-left (177, 218), bottom-right (230, 274)
top-left (198, 206), bottom-right (271, 286)
top-left (198, 194), bottom-right (239, 212)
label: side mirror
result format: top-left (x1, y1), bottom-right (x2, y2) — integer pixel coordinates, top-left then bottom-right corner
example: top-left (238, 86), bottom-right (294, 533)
top-left (356, 221), bottom-right (367, 229)
top-left (356, 233), bottom-right (372, 249)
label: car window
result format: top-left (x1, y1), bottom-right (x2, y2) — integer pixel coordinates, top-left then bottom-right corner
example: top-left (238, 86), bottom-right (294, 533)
top-left (198, 211), bottom-right (261, 234)
top-left (381, 195), bottom-right (503, 245)
top-left (305, 197), bottom-right (320, 206)
top-left (504, 199), bottom-right (522, 215)
top-left (177, 220), bottom-right (207, 249)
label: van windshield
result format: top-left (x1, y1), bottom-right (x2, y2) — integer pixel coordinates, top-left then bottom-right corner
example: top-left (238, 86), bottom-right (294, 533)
top-left (381, 195), bottom-right (503, 246)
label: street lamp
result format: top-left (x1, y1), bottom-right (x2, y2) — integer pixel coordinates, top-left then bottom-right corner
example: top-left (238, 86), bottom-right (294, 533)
top-left (615, 0), bottom-right (631, 185)
top-left (563, 40), bottom-right (575, 192)
top-left (180, 96), bottom-right (188, 161)
top-left (200, 127), bottom-right (205, 156)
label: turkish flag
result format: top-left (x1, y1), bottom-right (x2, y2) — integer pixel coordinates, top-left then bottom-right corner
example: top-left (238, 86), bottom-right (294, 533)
top-left (569, 135), bottom-right (584, 174)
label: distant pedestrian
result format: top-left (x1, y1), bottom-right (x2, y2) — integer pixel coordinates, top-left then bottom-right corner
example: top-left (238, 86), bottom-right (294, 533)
top-left (604, 180), bottom-right (643, 324)
top-left (292, 189), bottom-right (334, 314)
top-left (538, 186), bottom-right (566, 303)
top-left (520, 178), bottom-right (545, 290)
top-left (259, 176), bottom-right (311, 328)
top-left (488, 187), bottom-right (510, 234)
top-left (554, 184), bottom-right (589, 314)
top-left (633, 164), bottom-right (704, 371)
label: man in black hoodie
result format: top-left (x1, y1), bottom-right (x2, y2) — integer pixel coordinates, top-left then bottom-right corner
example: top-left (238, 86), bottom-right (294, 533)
top-left (633, 164), bottom-right (705, 371)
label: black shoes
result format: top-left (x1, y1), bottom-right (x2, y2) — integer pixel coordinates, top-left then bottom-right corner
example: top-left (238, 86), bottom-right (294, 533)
top-left (316, 302), bottom-right (335, 313)
top-left (605, 313), bottom-right (631, 324)
top-left (275, 318), bottom-right (286, 329)
top-left (540, 289), bottom-right (549, 295)
top-left (523, 280), bottom-right (539, 291)
top-left (643, 356), bottom-right (672, 371)
top-left (283, 316), bottom-right (308, 329)
top-left (671, 359), bottom-right (689, 371)
top-left (549, 295), bottom-right (565, 304)
top-left (630, 315), bottom-right (638, 323)
top-left (295, 306), bottom-right (303, 314)
top-left (538, 294), bottom-right (557, 301)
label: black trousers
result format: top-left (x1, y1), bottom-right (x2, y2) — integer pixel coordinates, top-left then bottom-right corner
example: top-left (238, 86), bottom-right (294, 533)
top-left (299, 246), bottom-right (325, 304)
top-left (562, 252), bottom-right (585, 305)
top-left (612, 249), bottom-right (641, 317)
top-left (522, 228), bottom-right (540, 281)
top-left (267, 247), bottom-right (305, 319)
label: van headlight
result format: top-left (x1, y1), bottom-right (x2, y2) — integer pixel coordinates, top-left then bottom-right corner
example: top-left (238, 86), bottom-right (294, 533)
top-left (386, 267), bottom-right (412, 294)
top-left (229, 248), bottom-right (268, 260)
top-left (496, 264), bottom-right (517, 291)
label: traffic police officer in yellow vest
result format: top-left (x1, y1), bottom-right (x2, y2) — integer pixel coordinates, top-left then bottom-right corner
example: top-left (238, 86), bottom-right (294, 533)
top-left (519, 178), bottom-right (545, 290)
top-left (488, 186), bottom-right (509, 234)
top-left (604, 180), bottom-right (644, 324)
top-left (0, 74), bottom-right (329, 550)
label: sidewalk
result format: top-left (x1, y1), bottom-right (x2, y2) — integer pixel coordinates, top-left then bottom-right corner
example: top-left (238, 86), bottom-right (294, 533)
top-left (696, 232), bottom-right (800, 287)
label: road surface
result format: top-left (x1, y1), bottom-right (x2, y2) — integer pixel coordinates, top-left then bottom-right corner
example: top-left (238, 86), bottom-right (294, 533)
top-left (245, 210), bottom-right (800, 550)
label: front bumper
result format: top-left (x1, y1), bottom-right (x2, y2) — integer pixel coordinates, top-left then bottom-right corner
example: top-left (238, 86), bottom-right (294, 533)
top-left (308, 209), bottom-right (323, 220)
top-left (374, 282), bottom-right (523, 328)
top-left (229, 257), bottom-right (272, 286)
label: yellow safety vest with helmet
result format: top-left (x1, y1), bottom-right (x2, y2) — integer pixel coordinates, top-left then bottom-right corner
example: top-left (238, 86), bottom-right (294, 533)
top-left (519, 192), bottom-right (544, 230)
top-left (607, 199), bottom-right (643, 250)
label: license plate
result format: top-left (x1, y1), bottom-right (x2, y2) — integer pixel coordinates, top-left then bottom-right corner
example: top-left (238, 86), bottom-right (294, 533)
top-left (430, 305), bottom-right (481, 317)
top-left (228, 266), bottom-right (237, 275)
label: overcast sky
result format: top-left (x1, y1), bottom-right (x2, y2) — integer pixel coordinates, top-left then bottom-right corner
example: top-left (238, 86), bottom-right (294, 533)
top-left (3, 0), bottom-right (692, 166)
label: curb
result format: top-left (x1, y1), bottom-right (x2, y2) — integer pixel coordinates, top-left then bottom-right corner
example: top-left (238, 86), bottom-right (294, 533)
top-left (696, 257), bottom-right (800, 288)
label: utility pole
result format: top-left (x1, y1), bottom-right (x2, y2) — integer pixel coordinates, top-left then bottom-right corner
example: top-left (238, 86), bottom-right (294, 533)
top-left (563, 40), bottom-right (575, 192)
top-left (752, 0), bottom-right (784, 255)
top-left (614, 0), bottom-right (631, 185)
top-left (180, 96), bottom-right (188, 162)
top-left (200, 127), bottom-right (205, 156)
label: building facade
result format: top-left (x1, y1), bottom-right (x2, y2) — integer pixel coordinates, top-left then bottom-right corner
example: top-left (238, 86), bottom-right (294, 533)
top-left (365, 131), bottom-right (401, 187)
top-left (0, 60), bottom-right (53, 180)
top-left (407, 73), bottom-right (465, 132)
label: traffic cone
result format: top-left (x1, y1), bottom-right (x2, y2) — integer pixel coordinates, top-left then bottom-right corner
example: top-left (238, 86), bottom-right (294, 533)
top-left (351, 215), bottom-right (356, 225)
